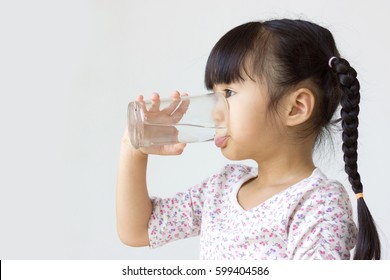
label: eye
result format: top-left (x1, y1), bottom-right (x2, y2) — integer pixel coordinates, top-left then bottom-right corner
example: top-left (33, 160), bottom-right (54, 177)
top-left (224, 89), bottom-right (236, 98)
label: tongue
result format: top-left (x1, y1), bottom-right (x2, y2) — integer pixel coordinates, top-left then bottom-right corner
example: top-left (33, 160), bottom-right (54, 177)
top-left (214, 136), bottom-right (228, 148)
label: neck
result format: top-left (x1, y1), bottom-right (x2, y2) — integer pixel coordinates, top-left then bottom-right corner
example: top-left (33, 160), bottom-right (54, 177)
top-left (253, 141), bottom-right (315, 188)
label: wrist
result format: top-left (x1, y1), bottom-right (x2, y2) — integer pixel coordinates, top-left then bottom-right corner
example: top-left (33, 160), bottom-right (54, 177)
top-left (120, 139), bottom-right (148, 160)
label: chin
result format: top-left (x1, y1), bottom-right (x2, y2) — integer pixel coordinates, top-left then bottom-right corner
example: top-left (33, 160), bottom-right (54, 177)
top-left (220, 147), bottom-right (247, 161)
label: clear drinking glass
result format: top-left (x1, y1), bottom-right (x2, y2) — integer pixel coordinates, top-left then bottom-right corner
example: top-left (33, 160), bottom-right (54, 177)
top-left (127, 93), bottom-right (228, 149)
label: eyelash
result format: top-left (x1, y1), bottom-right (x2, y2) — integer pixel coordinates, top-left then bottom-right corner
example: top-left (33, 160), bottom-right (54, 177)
top-left (224, 89), bottom-right (236, 98)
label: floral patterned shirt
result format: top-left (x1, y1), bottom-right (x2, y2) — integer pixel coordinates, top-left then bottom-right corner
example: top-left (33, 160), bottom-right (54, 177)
top-left (148, 164), bottom-right (357, 259)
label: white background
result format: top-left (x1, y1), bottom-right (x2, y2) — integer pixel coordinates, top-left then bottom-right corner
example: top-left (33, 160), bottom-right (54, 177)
top-left (0, 0), bottom-right (389, 260)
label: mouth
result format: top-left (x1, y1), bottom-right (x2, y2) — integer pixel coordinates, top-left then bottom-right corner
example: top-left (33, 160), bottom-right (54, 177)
top-left (214, 135), bottom-right (229, 148)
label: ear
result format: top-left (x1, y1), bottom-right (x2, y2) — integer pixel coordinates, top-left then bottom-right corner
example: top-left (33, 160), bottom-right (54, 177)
top-left (284, 88), bottom-right (315, 127)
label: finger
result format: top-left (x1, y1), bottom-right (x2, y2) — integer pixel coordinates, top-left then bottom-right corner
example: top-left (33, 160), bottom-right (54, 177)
top-left (139, 143), bottom-right (186, 156)
top-left (161, 143), bottom-right (187, 155)
top-left (136, 95), bottom-right (148, 113)
top-left (163, 100), bottom-right (182, 115)
top-left (173, 99), bottom-right (190, 117)
top-left (149, 93), bottom-right (160, 112)
top-left (170, 95), bottom-right (190, 121)
top-left (170, 90), bottom-right (181, 100)
top-left (161, 91), bottom-right (181, 115)
top-left (171, 143), bottom-right (186, 155)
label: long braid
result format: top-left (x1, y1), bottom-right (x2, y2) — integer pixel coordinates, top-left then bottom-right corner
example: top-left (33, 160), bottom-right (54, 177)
top-left (330, 57), bottom-right (381, 260)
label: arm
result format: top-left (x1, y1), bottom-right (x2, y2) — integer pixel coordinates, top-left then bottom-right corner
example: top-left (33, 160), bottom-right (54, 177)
top-left (116, 92), bottom-right (186, 247)
top-left (116, 133), bottom-right (151, 247)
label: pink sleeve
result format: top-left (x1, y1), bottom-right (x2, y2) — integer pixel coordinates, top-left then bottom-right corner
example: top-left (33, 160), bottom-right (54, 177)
top-left (147, 180), bottom-right (208, 248)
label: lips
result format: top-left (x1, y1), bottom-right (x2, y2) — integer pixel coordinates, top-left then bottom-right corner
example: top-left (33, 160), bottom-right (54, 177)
top-left (214, 136), bottom-right (229, 148)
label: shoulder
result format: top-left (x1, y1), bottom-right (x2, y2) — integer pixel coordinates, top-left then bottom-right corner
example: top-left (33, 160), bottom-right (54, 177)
top-left (285, 168), bottom-right (356, 235)
top-left (306, 169), bottom-right (352, 211)
top-left (286, 169), bottom-right (357, 259)
top-left (287, 167), bottom-right (356, 234)
top-left (287, 168), bottom-right (352, 210)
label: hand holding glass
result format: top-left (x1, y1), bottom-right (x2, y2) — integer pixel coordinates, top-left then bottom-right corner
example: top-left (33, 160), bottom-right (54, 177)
top-left (127, 93), bottom-right (228, 149)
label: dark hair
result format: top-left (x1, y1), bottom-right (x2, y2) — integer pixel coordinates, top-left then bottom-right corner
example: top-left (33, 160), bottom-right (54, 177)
top-left (205, 19), bottom-right (381, 260)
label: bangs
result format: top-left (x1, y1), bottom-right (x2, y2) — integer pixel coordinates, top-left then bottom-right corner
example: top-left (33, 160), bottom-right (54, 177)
top-left (204, 22), bottom-right (266, 90)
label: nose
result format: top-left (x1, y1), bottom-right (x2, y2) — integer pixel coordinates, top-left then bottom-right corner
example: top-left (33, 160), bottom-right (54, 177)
top-left (212, 93), bottom-right (228, 128)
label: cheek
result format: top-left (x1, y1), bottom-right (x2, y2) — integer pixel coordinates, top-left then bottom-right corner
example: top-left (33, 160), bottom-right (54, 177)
top-left (228, 105), bottom-right (266, 138)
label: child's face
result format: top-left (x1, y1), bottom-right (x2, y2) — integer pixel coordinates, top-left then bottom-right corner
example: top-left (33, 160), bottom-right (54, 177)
top-left (213, 77), bottom-right (287, 162)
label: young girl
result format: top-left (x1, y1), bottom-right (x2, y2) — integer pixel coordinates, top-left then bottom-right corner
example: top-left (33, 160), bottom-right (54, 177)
top-left (116, 19), bottom-right (381, 260)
